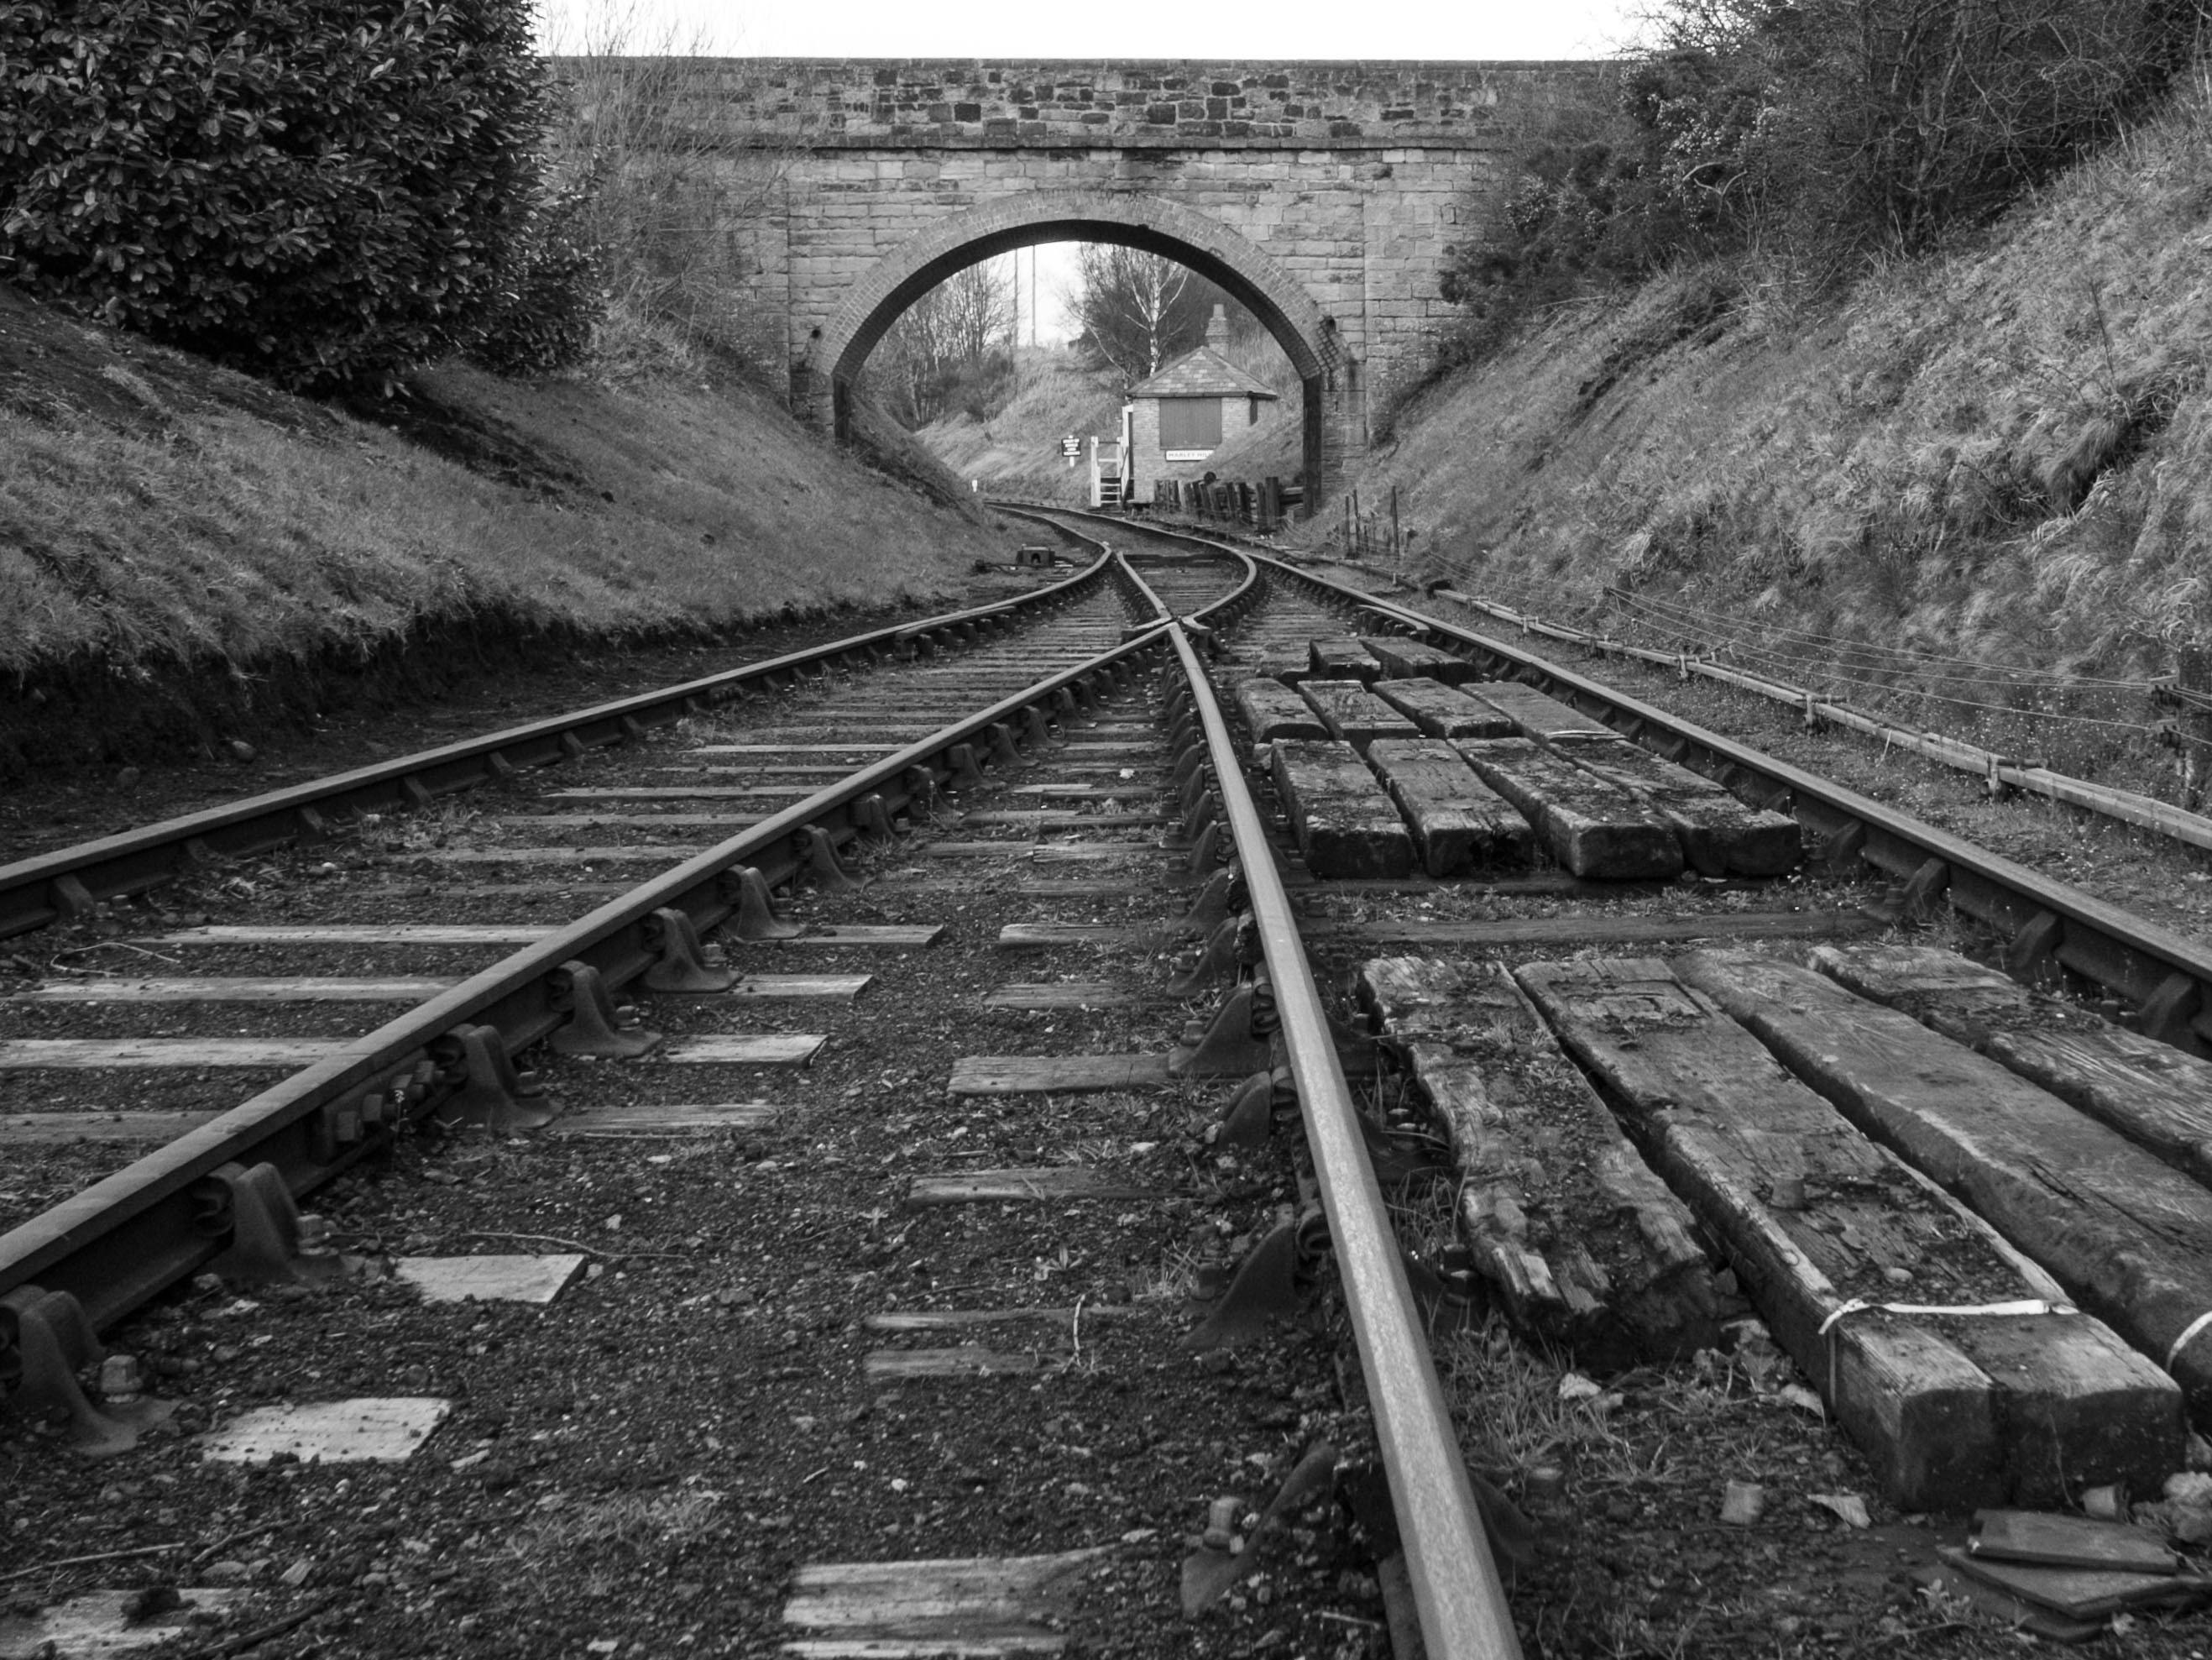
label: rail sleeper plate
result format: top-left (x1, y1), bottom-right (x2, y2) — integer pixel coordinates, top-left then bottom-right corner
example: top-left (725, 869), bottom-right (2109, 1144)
top-left (906, 1168), bottom-right (1156, 1206)
top-left (948, 1054), bottom-right (1172, 1094)
top-left (780, 1547), bottom-right (1111, 1655)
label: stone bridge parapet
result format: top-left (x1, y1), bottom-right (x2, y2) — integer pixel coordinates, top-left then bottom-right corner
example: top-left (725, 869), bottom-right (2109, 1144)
top-left (651, 57), bottom-right (1607, 508)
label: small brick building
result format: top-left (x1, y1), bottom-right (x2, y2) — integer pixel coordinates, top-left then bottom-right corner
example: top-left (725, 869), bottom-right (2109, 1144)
top-left (1125, 306), bottom-right (1281, 488)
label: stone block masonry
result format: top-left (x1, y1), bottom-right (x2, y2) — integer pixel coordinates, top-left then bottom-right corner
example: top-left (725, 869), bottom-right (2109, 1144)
top-left (636, 57), bottom-right (1608, 505)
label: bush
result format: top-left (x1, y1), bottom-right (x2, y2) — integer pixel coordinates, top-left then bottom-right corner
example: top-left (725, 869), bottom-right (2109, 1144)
top-left (0, 0), bottom-right (565, 389)
top-left (1441, 2), bottom-right (2210, 356)
top-left (468, 179), bottom-right (605, 376)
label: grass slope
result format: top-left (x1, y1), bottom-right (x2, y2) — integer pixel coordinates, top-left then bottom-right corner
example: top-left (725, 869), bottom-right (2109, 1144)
top-left (1334, 66), bottom-right (2212, 786)
top-left (0, 283), bottom-right (998, 766)
top-left (912, 346), bottom-right (1122, 503)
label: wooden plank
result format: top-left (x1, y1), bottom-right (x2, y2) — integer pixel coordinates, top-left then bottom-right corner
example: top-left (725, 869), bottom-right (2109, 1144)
top-left (1365, 737), bottom-right (1536, 876)
top-left (1456, 737), bottom-right (1682, 878)
top-left (1809, 944), bottom-right (2212, 1187)
top-left (993, 924), bottom-right (1151, 949)
top-left (861, 1348), bottom-right (1054, 1380)
top-left (1232, 679), bottom-right (1331, 743)
top-left (782, 1547), bottom-right (1108, 1655)
top-left (1937, 1547), bottom-right (2211, 1619)
top-left (1006, 784), bottom-right (1158, 800)
top-left (1357, 956), bottom-right (1719, 1369)
top-left (958, 812), bottom-right (1172, 829)
top-left (1268, 739), bottom-right (1414, 879)
top-left (729, 975), bottom-right (873, 1000)
top-left (863, 1308), bottom-right (1132, 1332)
top-left (1462, 681), bottom-right (1614, 742)
top-left (1296, 680), bottom-right (1421, 751)
top-left (6, 976), bottom-right (452, 1003)
top-left (920, 840), bottom-right (1167, 861)
top-left (1357, 636), bottom-right (1478, 685)
top-left (152, 924), bottom-right (543, 945)
top-left (506, 814), bottom-right (765, 829)
top-left (1369, 677), bottom-right (1519, 740)
top-left (655, 1034), bottom-right (825, 1066)
top-left (907, 1168), bottom-right (1155, 1205)
top-left (545, 786), bottom-right (790, 801)
top-left (1305, 638), bottom-right (1381, 683)
top-left (690, 744), bottom-right (901, 755)
top-left (1677, 946), bottom-right (2212, 1420)
top-left (0, 1110), bottom-right (217, 1143)
top-left (550, 1100), bottom-right (782, 1135)
top-left (1306, 909), bottom-right (1870, 948)
top-left (947, 1054), bottom-right (1171, 1094)
top-left (0, 1038), bottom-right (342, 1069)
top-left (147, 924), bottom-right (925, 952)
top-left (402, 846), bottom-right (701, 864)
top-left (1518, 956), bottom-right (2183, 1508)
top-left (1558, 738), bottom-right (1801, 877)
top-left (797, 925), bottom-right (943, 949)
top-left (983, 982), bottom-right (1148, 1009)
top-left (1969, 1511), bottom-right (2180, 1575)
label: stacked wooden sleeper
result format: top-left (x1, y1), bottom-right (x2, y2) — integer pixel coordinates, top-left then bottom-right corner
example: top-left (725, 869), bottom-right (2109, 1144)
top-left (1361, 940), bottom-right (2212, 1509)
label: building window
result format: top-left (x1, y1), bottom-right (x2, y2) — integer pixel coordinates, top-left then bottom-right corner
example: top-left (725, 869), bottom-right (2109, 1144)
top-left (1158, 397), bottom-right (1223, 453)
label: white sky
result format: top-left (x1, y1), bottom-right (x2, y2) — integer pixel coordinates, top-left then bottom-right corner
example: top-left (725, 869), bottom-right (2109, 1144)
top-left (539, 2), bottom-right (1641, 65)
top-left (537, 2), bottom-right (1645, 341)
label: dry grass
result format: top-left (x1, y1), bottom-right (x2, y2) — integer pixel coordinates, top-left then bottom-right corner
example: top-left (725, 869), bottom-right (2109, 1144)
top-left (1336, 65), bottom-right (2212, 794)
top-left (0, 297), bottom-right (991, 685)
top-left (913, 346), bottom-right (1125, 502)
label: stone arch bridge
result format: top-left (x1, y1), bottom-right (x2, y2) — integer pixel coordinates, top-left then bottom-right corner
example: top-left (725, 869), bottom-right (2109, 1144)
top-left (682, 59), bottom-right (1598, 511)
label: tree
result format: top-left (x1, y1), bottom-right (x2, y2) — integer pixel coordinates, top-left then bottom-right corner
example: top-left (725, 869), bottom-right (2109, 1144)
top-left (872, 258), bottom-right (1015, 427)
top-left (1065, 247), bottom-right (1224, 382)
top-left (0, 0), bottom-right (565, 389)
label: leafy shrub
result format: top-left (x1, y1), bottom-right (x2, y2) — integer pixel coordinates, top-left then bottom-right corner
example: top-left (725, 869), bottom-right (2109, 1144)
top-left (0, 0), bottom-right (563, 389)
top-left (468, 179), bottom-right (605, 376)
top-left (1441, 1), bottom-right (2209, 357)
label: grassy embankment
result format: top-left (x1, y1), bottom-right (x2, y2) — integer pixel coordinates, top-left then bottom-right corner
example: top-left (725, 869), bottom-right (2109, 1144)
top-left (0, 282), bottom-right (997, 772)
top-left (1332, 64), bottom-right (2212, 791)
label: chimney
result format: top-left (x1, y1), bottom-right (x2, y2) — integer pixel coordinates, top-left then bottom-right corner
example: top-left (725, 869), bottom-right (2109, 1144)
top-left (1205, 303), bottom-right (1227, 350)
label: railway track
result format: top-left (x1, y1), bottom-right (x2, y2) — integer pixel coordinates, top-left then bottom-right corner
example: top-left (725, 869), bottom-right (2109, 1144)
top-left (4, 515), bottom-right (2212, 1657)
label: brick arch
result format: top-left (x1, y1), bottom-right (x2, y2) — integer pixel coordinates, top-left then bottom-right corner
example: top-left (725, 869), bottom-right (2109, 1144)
top-left (809, 190), bottom-right (1347, 508)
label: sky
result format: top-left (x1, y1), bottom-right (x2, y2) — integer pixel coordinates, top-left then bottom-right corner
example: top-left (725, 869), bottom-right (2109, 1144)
top-left (536, 1), bottom-right (1646, 340)
top-left (539, 1), bottom-right (1642, 64)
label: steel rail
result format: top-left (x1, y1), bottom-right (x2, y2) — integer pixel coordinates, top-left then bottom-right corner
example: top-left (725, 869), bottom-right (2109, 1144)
top-left (994, 506), bottom-right (1265, 637)
top-left (1268, 566), bottom-right (2212, 1056)
top-left (1031, 510), bottom-right (2212, 1057)
top-left (0, 550), bottom-right (1116, 941)
top-left (1, 610), bottom-right (1174, 1338)
top-left (1165, 619), bottom-right (1523, 1659)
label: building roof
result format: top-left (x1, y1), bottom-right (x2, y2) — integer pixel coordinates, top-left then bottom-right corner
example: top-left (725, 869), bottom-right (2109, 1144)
top-left (1127, 344), bottom-right (1280, 402)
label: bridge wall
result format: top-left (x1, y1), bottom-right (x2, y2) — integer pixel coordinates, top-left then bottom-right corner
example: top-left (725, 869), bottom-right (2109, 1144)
top-left (680, 59), bottom-right (1603, 498)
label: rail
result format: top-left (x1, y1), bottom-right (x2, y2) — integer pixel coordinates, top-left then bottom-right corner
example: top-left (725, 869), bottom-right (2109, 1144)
top-left (1166, 617), bottom-right (1522, 1658)
top-left (1, 565), bottom-right (1170, 1330)
top-left (1441, 592), bottom-right (2212, 855)
top-left (1276, 561), bottom-right (2212, 1057)
top-left (1026, 507), bottom-right (2212, 1058)
top-left (0, 549), bottom-right (1117, 941)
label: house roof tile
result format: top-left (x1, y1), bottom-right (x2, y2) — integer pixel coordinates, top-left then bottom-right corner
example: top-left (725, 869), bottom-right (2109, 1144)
top-left (1128, 346), bottom-right (1280, 401)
